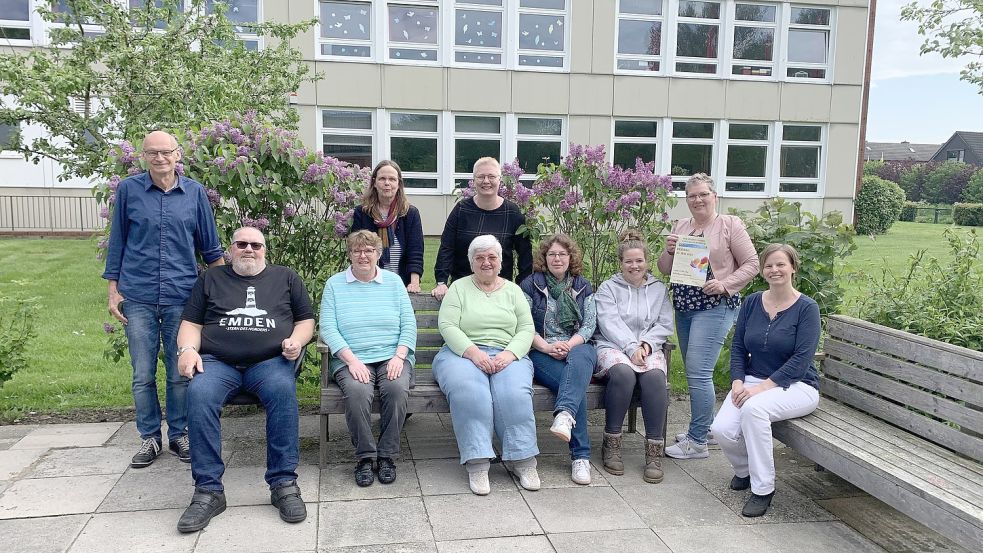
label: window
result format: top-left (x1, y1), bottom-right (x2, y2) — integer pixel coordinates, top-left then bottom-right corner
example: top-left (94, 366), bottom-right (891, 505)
top-left (616, 0), bottom-right (664, 73)
top-left (779, 124), bottom-right (822, 193)
top-left (612, 119), bottom-right (658, 168)
top-left (946, 149), bottom-right (965, 162)
top-left (387, 0), bottom-right (440, 62)
top-left (322, 110), bottom-right (374, 167)
top-left (129, 1), bottom-right (187, 30)
top-left (319, 1), bottom-right (372, 58)
top-left (0, 0), bottom-right (31, 41)
top-left (732, 3), bottom-right (776, 77)
top-left (675, 0), bottom-right (720, 74)
top-left (208, 0), bottom-right (260, 50)
top-left (670, 120), bottom-right (715, 190)
top-left (517, 0), bottom-right (566, 68)
top-left (454, 0), bottom-right (505, 66)
top-left (389, 112), bottom-right (440, 189)
top-left (786, 6), bottom-right (830, 80)
top-left (453, 115), bottom-right (503, 188)
top-left (515, 116), bottom-right (562, 180)
top-left (724, 122), bottom-right (770, 193)
top-left (0, 122), bottom-right (16, 152)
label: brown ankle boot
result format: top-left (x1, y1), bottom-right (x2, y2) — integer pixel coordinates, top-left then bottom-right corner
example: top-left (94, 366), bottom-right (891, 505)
top-left (602, 432), bottom-right (624, 475)
top-left (644, 439), bottom-right (665, 484)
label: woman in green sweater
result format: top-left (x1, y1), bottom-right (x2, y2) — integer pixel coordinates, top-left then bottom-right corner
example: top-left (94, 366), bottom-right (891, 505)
top-left (433, 235), bottom-right (539, 496)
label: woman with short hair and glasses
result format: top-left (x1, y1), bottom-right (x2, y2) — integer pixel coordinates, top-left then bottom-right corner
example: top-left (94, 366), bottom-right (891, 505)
top-left (319, 230), bottom-right (417, 487)
top-left (657, 173), bottom-right (758, 461)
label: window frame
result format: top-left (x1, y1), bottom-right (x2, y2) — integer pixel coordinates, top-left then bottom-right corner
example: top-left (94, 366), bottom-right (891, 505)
top-left (385, 0), bottom-right (441, 65)
top-left (610, 117), bottom-right (660, 169)
top-left (513, 0), bottom-right (569, 71)
top-left (450, 112), bottom-right (505, 189)
top-left (782, 4), bottom-right (833, 82)
top-left (665, 118), bottom-right (718, 192)
top-left (614, 0), bottom-right (666, 75)
top-left (320, 108), bottom-right (378, 169)
top-left (449, 0), bottom-right (507, 68)
top-left (671, 0), bottom-right (723, 76)
top-left (728, 1), bottom-right (779, 80)
top-left (721, 120), bottom-right (773, 197)
top-left (384, 110), bottom-right (443, 192)
top-left (317, 0), bottom-right (376, 60)
top-left (0, 0), bottom-right (34, 45)
top-left (776, 121), bottom-right (825, 197)
top-left (207, 0), bottom-right (263, 50)
top-left (511, 113), bottom-right (566, 182)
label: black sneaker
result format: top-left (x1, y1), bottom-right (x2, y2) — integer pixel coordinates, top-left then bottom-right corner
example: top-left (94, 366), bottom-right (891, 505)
top-left (177, 488), bottom-right (227, 533)
top-left (131, 438), bottom-right (162, 468)
top-left (377, 457), bottom-right (397, 484)
top-left (270, 481), bottom-right (307, 523)
top-left (354, 458), bottom-right (375, 487)
top-left (169, 435), bottom-right (191, 463)
top-left (729, 475), bottom-right (751, 490)
top-left (742, 491), bottom-right (775, 517)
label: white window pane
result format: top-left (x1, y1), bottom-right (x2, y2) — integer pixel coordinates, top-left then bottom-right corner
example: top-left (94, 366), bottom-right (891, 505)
top-left (389, 5), bottom-right (438, 45)
top-left (725, 182), bottom-right (765, 192)
top-left (735, 3), bottom-right (775, 22)
top-left (321, 1), bottom-right (371, 40)
top-left (729, 124), bottom-right (768, 140)
top-left (520, 0), bottom-right (564, 8)
top-left (615, 120), bottom-right (658, 138)
top-left (403, 178), bottom-right (438, 189)
top-left (456, 52), bottom-right (502, 63)
top-left (733, 27), bottom-right (773, 61)
top-left (671, 144), bottom-right (713, 174)
top-left (322, 44), bottom-right (371, 56)
top-left (618, 20), bottom-right (661, 56)
top-left (676, 23), bottom-right (718, 59)
top-left (391, 113), bottom-right (439, 132)
top-left (0, 26), bottom-right (30, 39)
top-left (677, 1), bottom-right (719, 19)
top-left (518, 118), bottom-right (562, 135)
top-left (780, 146), bottom-right (819, 178)
top-left (455, 138), bottom-right (501, 172)
top-left (464, 0), bottom-right (503, 5)
top-left (519, 14), bottom-right (564, 51)
top-left (727, 145), bottom-right (767, 177)
top-left (620, 0), bottom-right (662, 16)
top-left (324, 110), bottom-right (372, 130)
top-left (788, 29), bottom-right (828, 64)
top-left (614, 143), bottom-right (657, 169)
top-left (782, 125), bottom-right (821, 141)
top-left (390, 48), bottom-right (437, 60)
top-left (391, 137), bottom-right (438, 172)
top-left (456, 9), bottom-right (502, 48)
top-left (790, 7), bottom-right (830, 26)
top-left (0, 0), bottom-right (30, 20)
top-left (673, 122), bottom-right (714, 139)
top-left (0, 123), bottom-right (16, 150)
top-left (618, 59), bottom-right (660, 71)
top-left (780, 182), bottom-right (818, 193)
top-left (456, 115), bottom-right (501, 133)
top-left (323, 134), bottom-right (372, 167)
top-left (517, 141), bottom-right (561, 173)
top-left (519, 54), bottom-right (563, 66)
top-left (208, 0), bottom-right (258, 25)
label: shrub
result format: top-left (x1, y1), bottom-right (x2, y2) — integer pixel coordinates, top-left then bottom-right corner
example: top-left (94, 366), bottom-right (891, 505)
top-left (963, 168), bottom-right (983, 203)
top-left (855, 175), bottom-right (905, 235)
top-left (953, 203), bottom-right (983, 227)
top-left (730, 198), bottom-right (856, 318)
top-left (857, 229), bottom-right (982, 351)
top-left (900, 201), bottom-right (922, 222)
top-left (924, 161), bottom-right (975, 204)
top-left (0, 296), bottom-right (40, 387)
top-left (874, 160), bottom-right (919, 185)
top-left (899, 162), bottom-right (936, 202)
top-left (863, 160), bottom-right (884, 176)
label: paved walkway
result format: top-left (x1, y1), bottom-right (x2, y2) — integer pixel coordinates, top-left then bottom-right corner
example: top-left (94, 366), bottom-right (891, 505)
top-left (0, 402), bottom-right (971, 553)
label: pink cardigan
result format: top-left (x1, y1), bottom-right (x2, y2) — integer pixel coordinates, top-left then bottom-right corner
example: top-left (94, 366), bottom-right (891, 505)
top-left (656, 214), bottom-right (759, 297)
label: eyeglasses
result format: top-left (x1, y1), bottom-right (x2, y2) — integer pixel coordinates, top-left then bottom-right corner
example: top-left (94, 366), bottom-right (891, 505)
top-left (351, 248), bottom-right (376, 257)
top-left (233, 241), bottom-right (265, 250)
top-left (546, 252), bottom-right (569, 258)
top-left (686, 191), bottom-right (714, 201)
top-left (474, 174), bottom-right (501, 182)
top-left (143, 147), bottom-right (180, 158)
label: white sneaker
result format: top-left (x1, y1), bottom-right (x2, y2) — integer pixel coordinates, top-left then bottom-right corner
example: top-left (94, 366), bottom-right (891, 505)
top-left (665, 435), bottom-right (710, 459)
top-left (468, 469), bottom-right (490, 496)
top-left (550, 411), bottom-right (575, 443)
top-left (571, 459), bottom-right (591, 485)
top-left (506, 463), bottom-right (541, 491)
top-left (675, 432), bottom-right (718, 446)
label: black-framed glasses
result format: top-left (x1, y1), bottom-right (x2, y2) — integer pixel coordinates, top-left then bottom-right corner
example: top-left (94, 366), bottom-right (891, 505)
top-left (143, 147), bottom-right (180, 158)
top-left (233, 241), bottom-right (265, 250)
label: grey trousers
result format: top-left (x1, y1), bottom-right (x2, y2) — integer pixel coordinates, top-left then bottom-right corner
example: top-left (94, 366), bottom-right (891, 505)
top-left (334, 360), bottom-right (411, 460)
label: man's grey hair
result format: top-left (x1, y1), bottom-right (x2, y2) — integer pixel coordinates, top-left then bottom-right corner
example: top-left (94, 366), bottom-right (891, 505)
top-left (468, 234), bottom-right (503, 264)
top-left (231, 226), bottom-right (266, 244)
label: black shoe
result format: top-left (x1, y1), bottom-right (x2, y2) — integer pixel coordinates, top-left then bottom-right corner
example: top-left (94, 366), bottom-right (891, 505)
top-left (169, 436), bottom-right (191, 463)
top-left (729, 475), bottom-right (751, 490)
top-left (177, 489), bottom-right (227, 532)
top-left (355, 458), bottom-right (375, 487)
top-left (271, 481), bottom-right (307, 523)
top-left (131, 438), bottom-right (162, 468)
top-left (377, 457), bottom-right (397, 484)
top-left (742, 491), bottom-right (775, 517)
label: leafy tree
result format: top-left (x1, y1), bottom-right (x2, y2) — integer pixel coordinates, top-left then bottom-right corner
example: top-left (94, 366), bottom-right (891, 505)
top-left (902, 1), bottom-right (983, 92)
top-left (0, 0), bottom-right (317, 180)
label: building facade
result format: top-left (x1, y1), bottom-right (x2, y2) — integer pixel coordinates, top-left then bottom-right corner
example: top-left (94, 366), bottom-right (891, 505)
top-left (0, 0), bottom-right (872, 234)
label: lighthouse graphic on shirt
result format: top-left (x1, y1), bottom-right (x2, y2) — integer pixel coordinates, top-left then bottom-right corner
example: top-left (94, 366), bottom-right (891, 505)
top-left (220, 286), bottom-right (275, 331)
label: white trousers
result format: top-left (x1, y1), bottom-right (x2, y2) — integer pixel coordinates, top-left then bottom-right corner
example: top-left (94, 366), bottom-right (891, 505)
top-left (710, 376), bottom-right (819, 495)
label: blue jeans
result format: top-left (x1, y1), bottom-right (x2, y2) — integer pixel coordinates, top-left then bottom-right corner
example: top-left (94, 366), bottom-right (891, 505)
top-left (122, 301), bottom-right (187, 443)
top-left (432, 346), bottom-right (539, 464)
top-left (530, 344), bottom-right (596, 460)
top-left (675, 303), bottom-right (739, 444)
top-left (188, 354), bottom-right (299, 492)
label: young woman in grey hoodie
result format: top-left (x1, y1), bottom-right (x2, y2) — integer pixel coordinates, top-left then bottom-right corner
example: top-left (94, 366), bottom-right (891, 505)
top-left (593, 230), bottom-right (674, 484)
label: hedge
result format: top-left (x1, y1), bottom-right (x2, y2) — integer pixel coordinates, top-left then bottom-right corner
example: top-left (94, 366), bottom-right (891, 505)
top-left (953, 203), bottom-right (983, 227)
top-left (855, 175), bottom-right (906, 235)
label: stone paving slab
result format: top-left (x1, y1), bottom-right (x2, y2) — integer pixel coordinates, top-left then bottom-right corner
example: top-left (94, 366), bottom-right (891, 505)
top-left (318, 496), bottom-right (433, 549)
top-left (219, 464), bottom-right (320, 506)
top-left (656, 524), bottom-right (783, 553)
top-left (322, 543), bottom-right (437, 553)
top-left (424, 491), bottom-right (542, 541)
top-left (596, 453), bottom-right (690, 490)
top-left (67, 509), bottom-right (194, 553)
top-left (616, 478), bottom-right (745, 529)
top-left (195, 504), bottom-right (318, 553)
top-left (97, 465), bottom-right (193, 512)
top-left (11, 423), bottom-right (123, 449)
top-left (0, 513), bottom-right (89, 553)
top-left (415, 458), bottom-right (516, 496)
top-left (705, 476), bottom-right (837, 524)
top-left (405, 434), bottom-right (460, 460)
top-left (28, 446), bottom-right (131, 478)
top-left (0, 474), bottom-right (119, 519)
top-left (0, 448), bottom-right (47, 480)
top-left (753, 521), bottom-right (887, 553)
top-left (521, 486), bottom-right (647, 534)
top-left (319, 458), bottom-right (421, 501)
top-left (0, 425), bottom-right (38, 451)
top-left (546, 528), bottom-right (671, 553)
top-left (437, 535), bottom-right (555, 553)
top-left (527, 454), bottom-right (609, 489)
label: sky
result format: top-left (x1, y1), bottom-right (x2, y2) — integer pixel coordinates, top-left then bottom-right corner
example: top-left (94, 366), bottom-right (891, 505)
top-left (866, 0), bottom-right (983, 143)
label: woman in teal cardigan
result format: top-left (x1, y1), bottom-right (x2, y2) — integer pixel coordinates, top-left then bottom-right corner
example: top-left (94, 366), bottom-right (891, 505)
top-left (319, 230), bottom-right (417, 487)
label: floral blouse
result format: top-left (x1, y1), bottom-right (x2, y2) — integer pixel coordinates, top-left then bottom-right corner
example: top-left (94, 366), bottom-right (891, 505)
top-left (670, 265), bottom-right (742, 312)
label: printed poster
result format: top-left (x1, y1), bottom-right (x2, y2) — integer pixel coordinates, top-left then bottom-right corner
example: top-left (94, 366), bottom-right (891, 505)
top-left (670, 235), bottom-right (711, 287)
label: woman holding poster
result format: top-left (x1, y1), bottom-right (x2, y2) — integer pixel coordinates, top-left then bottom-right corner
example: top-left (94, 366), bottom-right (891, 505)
top-left (656, 174), bottom-right (758, 461)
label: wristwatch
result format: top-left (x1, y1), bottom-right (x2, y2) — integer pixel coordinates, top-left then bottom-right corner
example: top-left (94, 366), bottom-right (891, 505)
top-left (177, 345), bottom-right (197, 355)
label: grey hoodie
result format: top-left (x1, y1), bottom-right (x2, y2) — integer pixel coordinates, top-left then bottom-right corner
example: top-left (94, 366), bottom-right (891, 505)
top-left (592, 272), bottom-right (674, 359)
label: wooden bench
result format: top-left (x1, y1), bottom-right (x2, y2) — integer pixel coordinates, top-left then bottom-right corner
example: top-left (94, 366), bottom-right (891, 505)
top-left (772, 315), bottom-right (983, 551)
top-left (318, 293), bottom-right (673, 467)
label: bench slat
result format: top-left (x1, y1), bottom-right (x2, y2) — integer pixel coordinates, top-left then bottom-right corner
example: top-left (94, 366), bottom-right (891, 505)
top-left (824, 339), bottom-right (983, 405)
top-left (821, 379), bottom-right (983, 461)
top-left (416, 333), bottom-right (445, 348)
top-left (410, 294), bottom-right (441, 311)
top-left (822, 358), bottom-right (983, 432)
top-left (416, 313), bottom-right (438, 328)
top-left (828, 316), bottom-right (983, 380)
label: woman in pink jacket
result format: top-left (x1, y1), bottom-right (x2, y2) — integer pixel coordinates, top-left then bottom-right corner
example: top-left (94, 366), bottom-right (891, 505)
top-left (657, 173), bottom-right (758, 460)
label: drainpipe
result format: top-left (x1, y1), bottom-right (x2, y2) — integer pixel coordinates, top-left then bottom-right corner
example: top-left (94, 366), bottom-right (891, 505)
top-left (854, 0), bottom-right (878, 225)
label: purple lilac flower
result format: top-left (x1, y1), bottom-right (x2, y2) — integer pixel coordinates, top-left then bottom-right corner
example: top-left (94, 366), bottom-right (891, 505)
top-left (604, 199), bottom-right (618, 213)
top-left (107, 175), bottom-right (121, 192)
top-left (502, 160), bottom-right (525, 182)
top-left (222, 250), bottom-right (232, 263)
top-left (585, 144), bottom-right (606, 165)
top-left (254, 217), bottom-right (270, 231)
top-left (175, 162), bottom-right (184, 176)
top-left (236, 145), bottom-right (250, 157)
top-left (334, 222), bottom-right (348, 237)
top-left (127, 165), bottom-right (142, 176)
top-left (513, 183), bottom-right (534, 205)
top-left (107, 193), bottom-right (116, 205)
top-left (97, 238), bottom-right (108, 250)
top-left (103, 322), bottom-right (116, 334)
top-left (206, 188), bottom-right (221, 207)
top-left (284, 205), bottom-right (297, 218)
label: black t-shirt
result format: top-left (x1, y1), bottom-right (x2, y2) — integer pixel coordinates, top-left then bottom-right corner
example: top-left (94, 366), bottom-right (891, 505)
top-left (181, 265), bottom-right (314, 366)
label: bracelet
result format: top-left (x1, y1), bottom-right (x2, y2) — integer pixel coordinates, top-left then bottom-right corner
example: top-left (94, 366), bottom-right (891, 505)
top-left (177, 345), bottom-right (197, 355)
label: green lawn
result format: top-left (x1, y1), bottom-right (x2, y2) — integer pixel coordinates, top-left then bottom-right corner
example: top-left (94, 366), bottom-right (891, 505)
top-left (0, 222), bottom-right (975, 418)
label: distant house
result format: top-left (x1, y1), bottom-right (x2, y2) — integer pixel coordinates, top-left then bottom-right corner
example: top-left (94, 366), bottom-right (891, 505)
top-left (864, 141), bottom-right (939, 162)
top-left (930, 132), bottom-right (983, 166)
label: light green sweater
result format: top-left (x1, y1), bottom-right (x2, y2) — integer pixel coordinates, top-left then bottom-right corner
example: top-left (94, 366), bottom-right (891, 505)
top-left (437, 276), bottom-right (534, 358)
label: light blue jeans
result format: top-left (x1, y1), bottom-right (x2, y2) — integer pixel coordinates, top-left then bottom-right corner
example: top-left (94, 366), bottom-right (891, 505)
top-left (122, 301), bottom-right (187, 444)
top-left (432, 345), bottom-right (539, 464)
top-left (675, 303), bottom-right (739, 445)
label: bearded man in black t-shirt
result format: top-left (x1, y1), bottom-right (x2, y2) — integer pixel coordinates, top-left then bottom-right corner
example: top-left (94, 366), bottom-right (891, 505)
top-left (173, 227), bottom-right (315, 533)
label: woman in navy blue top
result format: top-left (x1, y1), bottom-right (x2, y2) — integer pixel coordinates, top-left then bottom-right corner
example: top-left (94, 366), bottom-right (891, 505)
top-left (710, 243), bottom-right (821, 518)
top-left (351, 160), bottom-right (425, 292)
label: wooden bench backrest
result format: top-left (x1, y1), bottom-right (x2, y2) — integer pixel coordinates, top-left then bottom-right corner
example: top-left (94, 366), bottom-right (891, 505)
top-left (410, 294), bottom-right (443, 366)
top-left (822, 315), bottom-right (983, 461)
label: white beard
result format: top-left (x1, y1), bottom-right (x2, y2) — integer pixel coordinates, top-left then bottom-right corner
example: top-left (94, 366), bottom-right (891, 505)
top-left (233, 257), bottom-right (265, 276)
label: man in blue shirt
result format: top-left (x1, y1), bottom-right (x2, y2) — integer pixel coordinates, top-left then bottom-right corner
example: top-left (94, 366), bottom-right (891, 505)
top-left (103, 130), bottom-right (225, 468)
